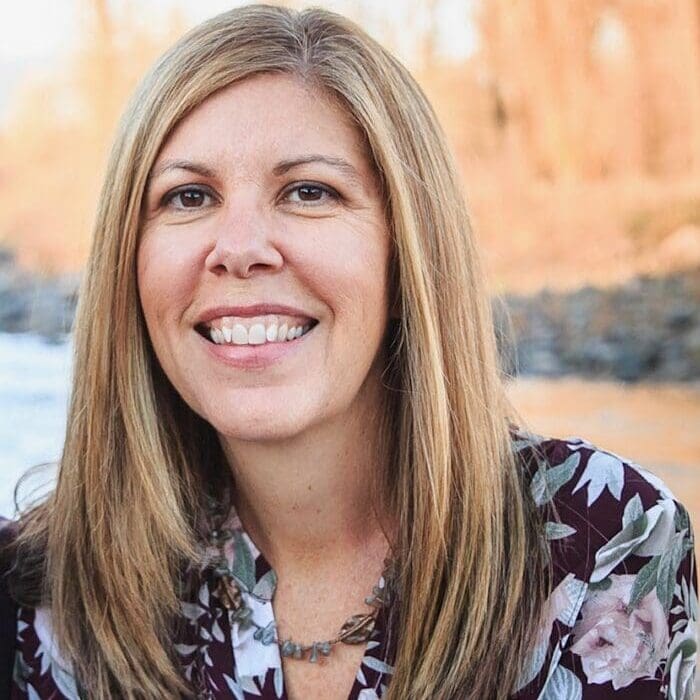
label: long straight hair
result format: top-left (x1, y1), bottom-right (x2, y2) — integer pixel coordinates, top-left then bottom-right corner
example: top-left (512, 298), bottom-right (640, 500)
top-left (6, 5), bottom-right (550, 698)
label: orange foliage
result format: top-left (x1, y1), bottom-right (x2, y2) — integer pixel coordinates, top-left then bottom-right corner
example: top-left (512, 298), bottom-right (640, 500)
top-left (2, 0), bottom-right (700, 291)
top-left (0, 1), bottom-right (188, 273)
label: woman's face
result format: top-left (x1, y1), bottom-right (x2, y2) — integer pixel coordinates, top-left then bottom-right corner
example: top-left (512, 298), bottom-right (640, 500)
top-left (137, 72), bottom-right (393, 443)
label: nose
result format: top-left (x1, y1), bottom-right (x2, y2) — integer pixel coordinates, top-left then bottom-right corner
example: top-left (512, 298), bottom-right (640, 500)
top-left (204, 198), bottom-right (284, 278)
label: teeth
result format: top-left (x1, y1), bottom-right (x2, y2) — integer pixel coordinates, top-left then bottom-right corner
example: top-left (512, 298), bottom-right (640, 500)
top-left (207, 322), bottom-right (313, 346)
top-left (232, 324), bottom-right (247, 344)
top-left (248, 324), bottom-right (266, 345)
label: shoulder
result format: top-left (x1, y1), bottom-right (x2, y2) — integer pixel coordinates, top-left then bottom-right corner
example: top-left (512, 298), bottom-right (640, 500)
top-left (511, 428), bottom-right (698, 698)
top-left (512, 428), bottom-right (689, 583)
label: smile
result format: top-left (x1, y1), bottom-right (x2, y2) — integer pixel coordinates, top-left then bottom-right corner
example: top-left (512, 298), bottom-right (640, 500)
top-left (196, 314), bottom-right (319, 346)
top-left (195, 317), bottom-right (319, 370)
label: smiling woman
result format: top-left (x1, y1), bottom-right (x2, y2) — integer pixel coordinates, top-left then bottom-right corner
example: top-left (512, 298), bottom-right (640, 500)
top-left (137, 72), bottom-right (392, 437)
top-left (0, 4), bottom-right (697, 700)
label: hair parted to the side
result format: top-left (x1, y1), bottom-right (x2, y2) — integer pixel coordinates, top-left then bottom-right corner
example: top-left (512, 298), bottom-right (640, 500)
top-left (5, 4), bottom-right (551, 698)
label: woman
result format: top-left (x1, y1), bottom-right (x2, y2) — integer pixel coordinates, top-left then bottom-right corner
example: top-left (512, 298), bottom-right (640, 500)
top-left (1, 4), bottom-right (696, 699)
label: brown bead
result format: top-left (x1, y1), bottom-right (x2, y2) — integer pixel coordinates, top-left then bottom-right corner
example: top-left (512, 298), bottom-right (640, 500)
top-left (215, 576), bottom-right (243, 611)
top-left (338, 613), bottom-right (376, 644)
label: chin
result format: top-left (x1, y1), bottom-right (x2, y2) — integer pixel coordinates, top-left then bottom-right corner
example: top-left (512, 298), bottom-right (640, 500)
top-left (206, 404), bottom-right (317, 444)
top-left (215, 422), bottom-right (312, 445)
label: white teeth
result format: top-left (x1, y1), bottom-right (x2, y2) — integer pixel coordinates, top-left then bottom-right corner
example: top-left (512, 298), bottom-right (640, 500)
top-left (248, 323), bottom-right (266, 345)
top-left (232, 324), bottom-right (248, 344)
top-left (206, 321), bottom-right (315, 346)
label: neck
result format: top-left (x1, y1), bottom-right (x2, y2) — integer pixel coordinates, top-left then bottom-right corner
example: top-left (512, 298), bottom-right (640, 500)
top-left (218, 380), bottom-right (394, 576)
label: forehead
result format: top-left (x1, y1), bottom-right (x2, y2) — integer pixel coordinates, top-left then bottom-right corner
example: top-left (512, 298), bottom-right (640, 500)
top-left (154, 72), bottom-right (369, 167)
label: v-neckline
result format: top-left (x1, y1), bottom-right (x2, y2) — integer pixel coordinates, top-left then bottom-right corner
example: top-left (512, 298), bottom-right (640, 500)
top-left (202, 504), bottom-right (396, 699)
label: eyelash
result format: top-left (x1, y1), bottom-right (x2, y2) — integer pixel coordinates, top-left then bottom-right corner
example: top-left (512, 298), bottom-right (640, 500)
top-left (160, 182), bottom-right (340, 211)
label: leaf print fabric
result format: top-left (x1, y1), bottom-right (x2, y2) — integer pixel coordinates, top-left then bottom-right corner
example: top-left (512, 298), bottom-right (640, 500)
top-left (4, 430), bottom-right (698, 698)
top-left (513, 432), bottom-right (698, 699)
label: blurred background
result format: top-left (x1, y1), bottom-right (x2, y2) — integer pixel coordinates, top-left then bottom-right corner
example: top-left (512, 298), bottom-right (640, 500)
top-left (1, 0), bottom-right (699, 545)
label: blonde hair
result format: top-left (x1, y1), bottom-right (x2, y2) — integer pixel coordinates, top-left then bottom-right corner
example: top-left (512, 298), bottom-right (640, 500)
top-left (7, 4), bottom-right (550, 698)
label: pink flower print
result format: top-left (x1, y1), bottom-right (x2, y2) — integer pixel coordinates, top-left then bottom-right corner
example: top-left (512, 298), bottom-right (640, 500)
top-left (570, 574), bottom-right (669, 689)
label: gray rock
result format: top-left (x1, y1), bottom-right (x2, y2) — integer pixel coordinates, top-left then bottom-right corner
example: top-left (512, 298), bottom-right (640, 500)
top-left (498, 266), bottom-right (700, 381)
top-left (0, 247), bottom-right (79, 339)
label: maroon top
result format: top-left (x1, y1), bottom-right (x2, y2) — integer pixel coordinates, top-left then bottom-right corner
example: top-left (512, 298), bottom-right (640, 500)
top-left (4, 429), bottom-right (698, 698)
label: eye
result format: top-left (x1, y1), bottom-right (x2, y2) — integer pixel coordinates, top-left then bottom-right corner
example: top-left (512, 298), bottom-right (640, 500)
top-left (283, 182), bottom-right (339, 207)
top-left (161, 186), bottom-right (215, 210)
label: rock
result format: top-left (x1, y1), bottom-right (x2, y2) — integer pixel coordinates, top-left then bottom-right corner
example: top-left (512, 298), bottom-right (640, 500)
top-left (501, 267), bottom-right (700, 381)
top-left (0, 247), bottom-right (79, 338)
top-left (612, 342), bottom-right (661, 382)
top-left (664, 303), bottom-right (696, 331)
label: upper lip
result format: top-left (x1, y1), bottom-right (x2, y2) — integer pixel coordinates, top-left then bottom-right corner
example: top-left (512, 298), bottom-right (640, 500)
top-left (195, 303), bottom-right (318, 326)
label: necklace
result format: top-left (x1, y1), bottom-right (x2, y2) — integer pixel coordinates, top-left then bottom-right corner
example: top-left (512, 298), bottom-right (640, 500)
top-left (202, 493), bottom-right (398, 664)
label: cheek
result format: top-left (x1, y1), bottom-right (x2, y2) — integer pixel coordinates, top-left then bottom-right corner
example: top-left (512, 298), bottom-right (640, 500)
top-left (292, 225), bottom-right (390, 328)
top-left (136, 235), bottom-right (197, 326)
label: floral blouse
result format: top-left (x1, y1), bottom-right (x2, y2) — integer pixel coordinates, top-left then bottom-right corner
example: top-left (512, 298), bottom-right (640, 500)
top-left (5, 430), bottom-right (698, 699)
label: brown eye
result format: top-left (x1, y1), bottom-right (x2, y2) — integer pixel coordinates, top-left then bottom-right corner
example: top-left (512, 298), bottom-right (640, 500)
top-left (162, 186), bottom-right (214, 210)
top-left (178, 191), bottom-right (204, 207)
top-left (298, 185), bottom-right (323, 201)
top-left (285, 183), bottom-right (339, 206)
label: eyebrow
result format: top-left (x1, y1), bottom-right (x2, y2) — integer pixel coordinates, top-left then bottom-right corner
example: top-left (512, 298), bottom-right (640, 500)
top-left (272, 155), bottom-right (363, 187)
top-left (147, 160), bottom-right (216, 184)
top-left (147, 154), bottom-right (364, 188)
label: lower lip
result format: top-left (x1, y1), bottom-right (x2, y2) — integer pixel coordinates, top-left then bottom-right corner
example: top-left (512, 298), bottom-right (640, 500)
top-left (197, 325), bottom-right (316, 369)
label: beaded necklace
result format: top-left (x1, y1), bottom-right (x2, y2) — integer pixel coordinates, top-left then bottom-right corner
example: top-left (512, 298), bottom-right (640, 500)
top-left (190, 492), bottom-right (397, 695)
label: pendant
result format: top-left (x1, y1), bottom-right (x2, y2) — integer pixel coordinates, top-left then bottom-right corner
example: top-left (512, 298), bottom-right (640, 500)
top-left (215, 575), bottom-right (242, 611)
top-left (338, 613), bottom-right (376, 644)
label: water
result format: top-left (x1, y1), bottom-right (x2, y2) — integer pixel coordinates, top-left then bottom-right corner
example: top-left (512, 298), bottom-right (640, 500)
top-left (0, 332), bottom-right (72, 518)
